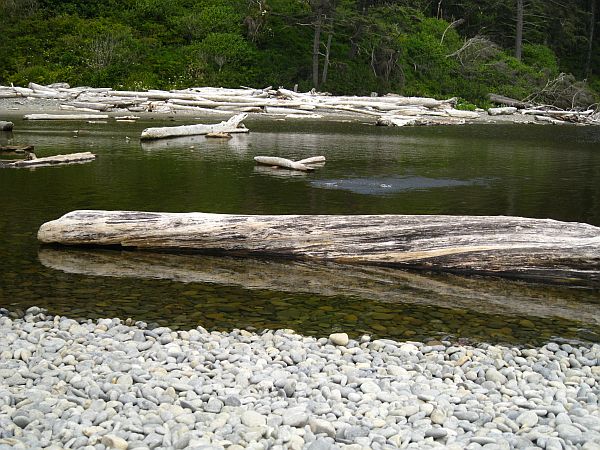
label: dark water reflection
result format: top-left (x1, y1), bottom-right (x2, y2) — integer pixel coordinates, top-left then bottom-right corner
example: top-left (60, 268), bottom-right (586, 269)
top-left (1, 115), bottom-right (599, 346)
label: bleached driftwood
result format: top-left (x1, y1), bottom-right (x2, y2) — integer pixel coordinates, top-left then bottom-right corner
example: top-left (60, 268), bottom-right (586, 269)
top-left (39, 247), bottom-right (600, 323)
top-left (140, 113), bottom-right (248, 140)
top-left (4, 152), bottom-right (95, 168)
top-left (535, 115), bottom-right (568, 125)
top-left (38, 211), bottom-right (600, 286)
top-left (254, 156), bottom-right (313, 172)
top-left (0, 121), bottom-right (14, 131)
top-left (488, 107), bottom-right (518, 116)
top-left (24, 114), bottom-right (109, 120)
top-left (297, 156), bottom-right (326, 165)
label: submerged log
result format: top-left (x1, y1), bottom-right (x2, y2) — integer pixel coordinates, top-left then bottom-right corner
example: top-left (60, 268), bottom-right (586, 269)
top-left (37, 211), bottom-right (600, 286)
top-left (5, 152), bottom-right (95, 168)
top-left (0, 121), bottom-right (14, 131)
top-left (140, 113), bottom-right (248, 140)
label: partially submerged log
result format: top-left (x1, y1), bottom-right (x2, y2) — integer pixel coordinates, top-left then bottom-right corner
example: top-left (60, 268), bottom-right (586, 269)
top-left (38, 247), bottom-right (600, 324)
top-left (5, 152), bottom-right (95, 168)
top-left (0, 145), bottom-right (34, 153)
top-left (0, 121), bottom-right (14, 131)
top-left (254, 156), bottom-right (313, 172)
top-left (24, 113), bottom-right (110, 120)
top-left (140, 113), bottom-right (248, 140)
top-left (38, 211), bottom-right (600, 286)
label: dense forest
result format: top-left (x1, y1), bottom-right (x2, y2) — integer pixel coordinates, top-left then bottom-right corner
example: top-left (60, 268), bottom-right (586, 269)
top-left (1, 0), bottom-right (598, 107)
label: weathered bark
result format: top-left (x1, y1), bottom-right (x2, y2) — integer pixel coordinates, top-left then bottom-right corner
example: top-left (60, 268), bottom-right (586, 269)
top-left (254, 156), bottom-right (314, 171)
top-left (37, 211), bottom-right (600, 286)
top-left (140, 113), bottom-right (248, 140)
top-left (0, 121), bottom-right (14, 131)
top-left (4, 152), bottom-right (95, 168)
top-left (24, 114), bottom-right (109, 120)
top-left (38, 247), bottom-right (600, 324)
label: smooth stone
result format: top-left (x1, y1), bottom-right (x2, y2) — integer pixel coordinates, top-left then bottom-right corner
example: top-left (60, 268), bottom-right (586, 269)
top-left (308, 418), bottom-right (336, 438)
top-left (101, 434), bottom-right (128, 449)
top-left (329, 333), bottom-right (349, 346)
top-left (241, 411), bottom-right (266, 428)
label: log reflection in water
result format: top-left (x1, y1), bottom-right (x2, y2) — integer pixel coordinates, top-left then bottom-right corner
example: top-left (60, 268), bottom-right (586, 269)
top-left (38, 247), bottom-right (600, 326)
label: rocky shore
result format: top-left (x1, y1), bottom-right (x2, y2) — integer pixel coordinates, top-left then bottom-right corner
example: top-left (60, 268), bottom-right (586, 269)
top-left (0, 307), bottom-right (599, 449)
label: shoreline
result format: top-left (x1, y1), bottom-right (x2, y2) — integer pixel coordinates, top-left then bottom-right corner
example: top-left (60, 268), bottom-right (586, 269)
top-left (0, 92), bottom-right (551, 127)
top-left (1, 307), bottom-right (599, 449)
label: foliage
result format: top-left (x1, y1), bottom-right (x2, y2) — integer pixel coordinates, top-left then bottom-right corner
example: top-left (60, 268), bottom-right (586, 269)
top-left (0, 0), bottom-right (598, 106)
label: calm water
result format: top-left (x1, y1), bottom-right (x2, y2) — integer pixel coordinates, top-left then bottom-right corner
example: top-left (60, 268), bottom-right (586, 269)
top-left (1, 114), bottom-right (599, 346)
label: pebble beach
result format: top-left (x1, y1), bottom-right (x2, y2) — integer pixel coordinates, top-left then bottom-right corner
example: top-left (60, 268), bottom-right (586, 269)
top-left (1, 307), bottom-right (599, 450)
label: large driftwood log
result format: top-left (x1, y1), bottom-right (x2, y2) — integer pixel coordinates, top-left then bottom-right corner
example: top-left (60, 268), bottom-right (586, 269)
top-left (38, 211), bottom-right (600, 286)
top-left (140, 113), bottom-right (248, 140)
top-left (39, 247), bottom-right (600, 325)
top-left (24, 113), bottom-right (109, 120)
top-left (5, 152), bottom-right (95, 168)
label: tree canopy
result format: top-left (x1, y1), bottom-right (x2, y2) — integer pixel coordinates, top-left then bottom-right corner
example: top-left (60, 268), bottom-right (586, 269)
top-left (1, 0), bottom-right (598, 106)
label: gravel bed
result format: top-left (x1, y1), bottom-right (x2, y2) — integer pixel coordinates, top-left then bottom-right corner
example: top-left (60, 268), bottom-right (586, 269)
top-left (0, 307), bottom-right (599, 450)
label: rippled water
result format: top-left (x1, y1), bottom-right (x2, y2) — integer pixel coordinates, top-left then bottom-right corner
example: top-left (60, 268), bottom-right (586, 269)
top-left (1, 115), bottom-right (599, 345)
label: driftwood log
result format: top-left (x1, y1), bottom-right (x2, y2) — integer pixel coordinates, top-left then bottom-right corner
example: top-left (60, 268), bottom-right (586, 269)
top-left (4, 152), bottom-right (95, 168)
top-left (0, 145), bottom-right (34, 153)
top-left (140, 113), bottom-right (248, 140)
top-left (38, 247), bottom-right (600, 325)
top-left (488, 94), bottom-right (533, 109)
top-left (24, 113), bottom-right (110, 121)
top-left (37, 211), bottom-right (600, 286)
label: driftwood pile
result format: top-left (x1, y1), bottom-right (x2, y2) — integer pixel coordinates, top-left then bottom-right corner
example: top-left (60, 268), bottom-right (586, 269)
top-left (1, 82), bottom-right (480, 127)
top-left (488, 93), bottom-right (600, 125)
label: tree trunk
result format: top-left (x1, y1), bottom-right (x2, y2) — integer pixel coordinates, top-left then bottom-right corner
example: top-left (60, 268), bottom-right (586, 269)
top-left (312, 13), bottom-right (323, 89)
top-left (585, 0), bottom-right (596, 78)
top-left (322, 31), bottom-right (333, 85)
top-left (515, 0), bottom-right (524, 60)
top-left (38, 211), bottom-right (600, 286)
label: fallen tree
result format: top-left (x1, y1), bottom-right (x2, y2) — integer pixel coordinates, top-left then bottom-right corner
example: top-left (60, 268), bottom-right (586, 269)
top-left (140, 113), bottom-right (249, 140)
top-left (38, 211), bottom-right (600, 286)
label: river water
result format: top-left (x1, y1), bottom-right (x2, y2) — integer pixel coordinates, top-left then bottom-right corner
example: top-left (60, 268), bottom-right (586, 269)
top-left (1, 115), bottom-right (599, 346)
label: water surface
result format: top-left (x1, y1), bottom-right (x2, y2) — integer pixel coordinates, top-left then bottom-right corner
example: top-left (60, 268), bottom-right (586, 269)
top-left (1, 115), bottom-right (599, 345)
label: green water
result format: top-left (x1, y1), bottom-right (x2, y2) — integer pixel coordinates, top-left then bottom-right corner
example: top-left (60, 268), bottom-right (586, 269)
top-left (1, 115), bottom-right (599, 346)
